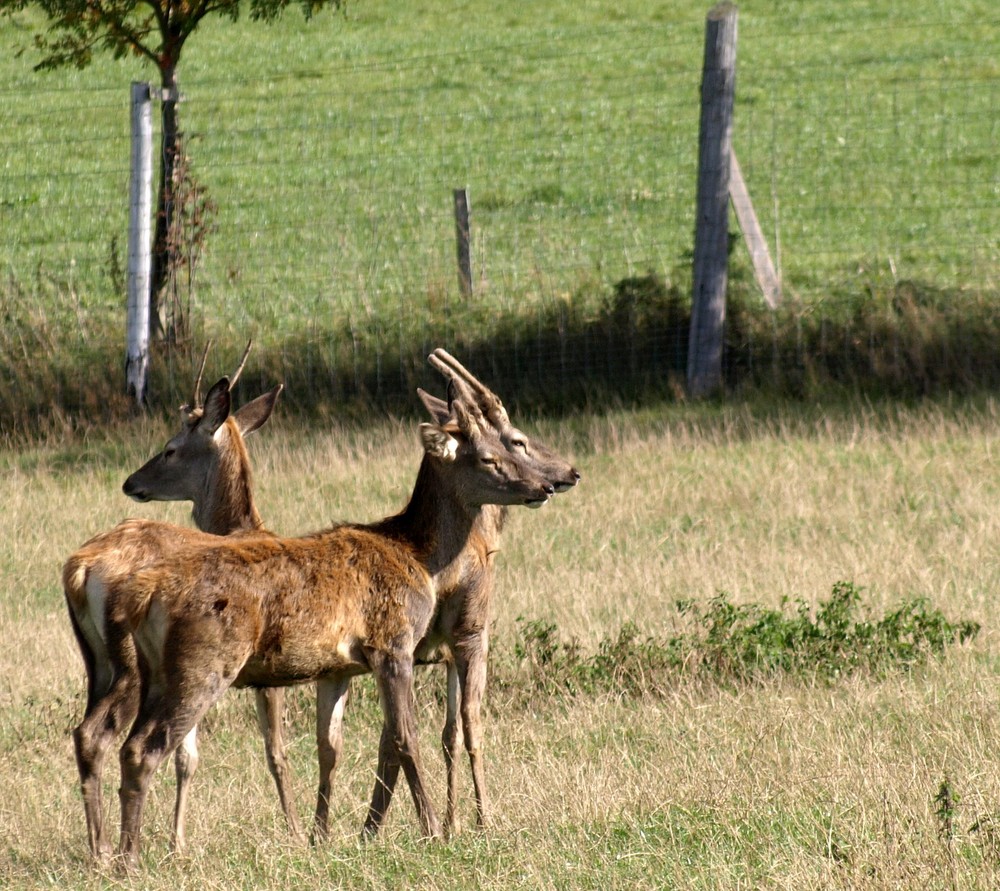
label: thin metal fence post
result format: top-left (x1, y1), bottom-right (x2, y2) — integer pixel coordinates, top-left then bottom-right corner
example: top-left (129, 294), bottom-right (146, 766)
top-left (126, 81), bottom-right (153, 406)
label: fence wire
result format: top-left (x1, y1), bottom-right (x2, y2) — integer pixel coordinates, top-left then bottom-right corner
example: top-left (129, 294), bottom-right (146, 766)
top-left (0, 10), bottom-right (998, 427)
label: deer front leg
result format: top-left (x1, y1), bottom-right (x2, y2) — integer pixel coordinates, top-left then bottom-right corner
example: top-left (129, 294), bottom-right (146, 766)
top-left (455, 631), bottom-right (490, 830)
top-left (441, 660), bottom-right (462, 836)
top-left (254, 687), bottom-right (303, 841)
top-left (311, 675), bottom-right (351, 844)
top-left (364, 651), bottom-right (441, 840)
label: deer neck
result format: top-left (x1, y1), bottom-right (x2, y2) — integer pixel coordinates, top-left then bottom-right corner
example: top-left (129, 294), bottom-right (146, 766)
top-left (384, 456), bottom-right (488, 580)
top-left (192, 423), bottom-right (265, 535)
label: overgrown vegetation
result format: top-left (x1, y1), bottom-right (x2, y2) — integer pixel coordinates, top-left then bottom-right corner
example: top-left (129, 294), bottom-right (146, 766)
top-left (499, 582), bottom-right (980, 701)
top-left (5, 265), bottom-right (1000, 442)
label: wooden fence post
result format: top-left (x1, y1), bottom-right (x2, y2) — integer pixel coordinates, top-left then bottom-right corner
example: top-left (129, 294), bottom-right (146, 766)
top-left (453, 187), bottom-right (473, 298)
top-left (126, 81), bottom-right (153, 406)
top-left (687, 2), bottom-right (738, 398)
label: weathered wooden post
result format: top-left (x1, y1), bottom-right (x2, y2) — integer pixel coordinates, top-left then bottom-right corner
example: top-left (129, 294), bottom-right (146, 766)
top-left (453, 187), bottom-right (473, 298)
top-left (687, 2), bottom-right (738, 398)
top-left (126, 81), bottom-right (153, 406)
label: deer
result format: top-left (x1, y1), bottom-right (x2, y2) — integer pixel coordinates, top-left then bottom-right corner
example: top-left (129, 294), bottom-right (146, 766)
top-left (314, 348), bottom-right (581, 840)
top-left (63, 342), bottom-right (289, 860)
top-left (100, 377), bottom-right (555, 868)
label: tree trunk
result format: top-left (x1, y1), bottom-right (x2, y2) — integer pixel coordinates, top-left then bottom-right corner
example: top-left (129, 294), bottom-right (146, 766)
top-left (149, 64), bottom-right (180, 341)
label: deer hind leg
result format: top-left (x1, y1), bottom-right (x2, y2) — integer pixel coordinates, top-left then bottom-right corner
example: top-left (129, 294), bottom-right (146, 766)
top-left (441, 660), bottom-right (463, 836)
top-left (311, 675), bottom-right (351, 844)
top-left (363, 651), bottom-right (441, 840)
top-left (363, 720), bottom-right (402, 838)
top-left (254, 686), bottom-right (303, 841)
top-left (68, 608), bottom-right (140, 861)
top-left (171, 725), bottom-right (199, 852)
top-left (118, 669), bottom-right (240, 869)
top-left (455, 633), bottom-right (490, 829)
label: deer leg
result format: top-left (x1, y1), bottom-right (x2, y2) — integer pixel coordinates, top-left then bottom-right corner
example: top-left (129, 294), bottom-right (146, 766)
top-left (455, 632), bottom-right (490, 829)
top-left (171, 725), bottom-right (199, 852)
top-left (441, 660), bottom-right (463, 836)
top-left (364, 652), bottom-right (441, 840)
top-left (311, 675), bottom-right (351, 844)
top-left (363, 721), bottom-right (402, 838)
top-left (118, 664), bottom-right (240, 869)
top-left (73, 670), bottom-right (140, 860)
top-left (69, 614), bottom-right (140, 861)
top-left (254, 687), bottom-right (303, 841)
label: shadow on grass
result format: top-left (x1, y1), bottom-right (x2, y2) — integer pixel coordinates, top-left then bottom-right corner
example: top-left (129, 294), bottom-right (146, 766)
top-left (3, 270), bottom-right (1000, 443)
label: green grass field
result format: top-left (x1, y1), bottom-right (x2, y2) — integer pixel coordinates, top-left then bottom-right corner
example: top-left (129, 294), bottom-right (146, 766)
top-left (2, 0), bottom-right (1000, 885)
top-left (0, 0), bottom-right (998, 433)
top-left (4, 398), bottom-right (1000, 887)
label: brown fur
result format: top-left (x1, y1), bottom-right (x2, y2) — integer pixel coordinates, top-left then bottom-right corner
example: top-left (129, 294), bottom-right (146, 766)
top-left (64, 375), bottom-right (284, 860)
top-left (106, 402), bottom-right (554, 868)
top-left (317, 351), bottom-right (580, 839)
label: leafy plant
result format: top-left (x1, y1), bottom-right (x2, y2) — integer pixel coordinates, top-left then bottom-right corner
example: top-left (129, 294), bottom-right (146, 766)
top-left (501, 582), bottom-right (979, 701)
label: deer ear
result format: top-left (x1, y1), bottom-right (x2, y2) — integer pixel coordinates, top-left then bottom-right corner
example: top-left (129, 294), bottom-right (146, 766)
top-left (199, 377), bottom-right (232, 435)
top-left (234, 384), bottom-right (282, 437)
top-left (419, 423), bottom-right (459, 461)
top-left (417, 388), bottom-right (451, 425)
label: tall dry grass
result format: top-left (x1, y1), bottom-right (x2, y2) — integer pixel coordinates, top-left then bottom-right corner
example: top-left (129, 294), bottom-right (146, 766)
top-left (3, 399), bottom-right (1000, 888)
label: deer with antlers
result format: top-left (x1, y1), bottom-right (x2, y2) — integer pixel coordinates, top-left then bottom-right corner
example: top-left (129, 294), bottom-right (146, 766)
top-left (63, 342), bottom-right (287, 860)
top-left (100, 374), bottom-right (554, 868)
top-left (351, 349), bottom-right (580, 839)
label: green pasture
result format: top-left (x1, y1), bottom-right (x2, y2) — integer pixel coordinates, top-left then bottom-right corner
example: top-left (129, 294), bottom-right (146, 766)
top-left (0, 1), bottom-right (997, 425)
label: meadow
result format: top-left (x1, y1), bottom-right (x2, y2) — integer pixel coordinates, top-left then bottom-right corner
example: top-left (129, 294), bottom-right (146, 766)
top-left (2, 0), bottom-right (1000, 886)
top-left (4, 397), bottom-right (1000, 888)
top-left (0, 0), bottom-right (998, 431)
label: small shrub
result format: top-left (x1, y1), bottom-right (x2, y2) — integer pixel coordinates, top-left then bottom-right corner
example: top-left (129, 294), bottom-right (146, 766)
top-left (499, 582), bottom-right (979, 702)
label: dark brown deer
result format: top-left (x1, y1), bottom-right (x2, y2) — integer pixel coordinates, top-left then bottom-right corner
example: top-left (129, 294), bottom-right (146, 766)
top-left (104, 384), bottom-right (554, 868)
top-left (319, 349), bottom-right (580, 839)
top-left (63, 343), bottom-right (286, 860)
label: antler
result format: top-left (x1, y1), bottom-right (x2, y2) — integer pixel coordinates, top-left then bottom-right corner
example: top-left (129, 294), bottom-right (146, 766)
top-left (427, 352), bottom-right (485, 435)
top-left (186, 340), bottom-right (214, 413)
top-left (229, 340), bottom-right (253, 390)
top-left (428, 349), bottom-right (510, 425)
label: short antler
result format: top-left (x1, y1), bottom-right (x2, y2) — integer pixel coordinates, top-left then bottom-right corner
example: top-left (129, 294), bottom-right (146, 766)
top-left (185, 340), bottom-right (214, 413)
top-left (229, 340), bottom-right (253, 391)
top-left (429, 349), bottom-right (510, 425)
top-left (427, 353), bottom-right (485, 435)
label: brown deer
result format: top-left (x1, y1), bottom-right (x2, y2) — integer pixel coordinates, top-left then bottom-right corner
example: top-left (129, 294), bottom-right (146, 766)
top-left (63, 343), bottom-right (286, 860)
top-left (103, 381), bottom-right (554, 868)
top-left (321, 349), bottom-right (580, 839)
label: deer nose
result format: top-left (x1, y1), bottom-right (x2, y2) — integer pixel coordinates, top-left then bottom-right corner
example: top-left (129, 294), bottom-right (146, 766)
top-left (122, 477), bottom-right (147, 501)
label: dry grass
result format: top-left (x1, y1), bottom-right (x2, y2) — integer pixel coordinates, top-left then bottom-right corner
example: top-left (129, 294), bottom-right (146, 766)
top-left (3, 399), bottom-right (1000, 887)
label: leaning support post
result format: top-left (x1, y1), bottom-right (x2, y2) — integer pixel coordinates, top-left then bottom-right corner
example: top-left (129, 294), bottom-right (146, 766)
top-left (687, 2), bottom-right (738, 399)
top-left (126, 81), bottom-right (154, 407)
top-left (453, 187), bottom-right (473, 298)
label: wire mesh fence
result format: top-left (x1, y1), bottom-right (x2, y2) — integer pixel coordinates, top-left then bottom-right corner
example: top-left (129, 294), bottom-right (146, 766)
top-left (0, 8), bottom-right (998, 430)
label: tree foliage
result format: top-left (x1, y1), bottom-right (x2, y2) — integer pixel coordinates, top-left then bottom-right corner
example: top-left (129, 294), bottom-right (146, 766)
top-left (1, 0), bottom-right (343, 345)
top-left (2, 0), bottom-right (338, 73)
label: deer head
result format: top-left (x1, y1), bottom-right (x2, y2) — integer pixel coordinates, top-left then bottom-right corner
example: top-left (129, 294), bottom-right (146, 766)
top-left (122, 341), bottom-right (281, 506)
top-left (419, 381), bottom-right (554, 510)
top-left (424, 348), bottom-right (580, 492)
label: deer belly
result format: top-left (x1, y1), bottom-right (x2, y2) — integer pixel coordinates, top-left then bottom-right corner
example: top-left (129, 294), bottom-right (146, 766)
top-left (236, 630), bottom-right (366, 687)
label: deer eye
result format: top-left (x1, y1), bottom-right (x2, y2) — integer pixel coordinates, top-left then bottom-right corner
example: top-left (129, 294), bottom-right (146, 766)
top-left (480, 455), bottom-right (500, 468)
top-left (510, 437), bottom-right (528, 452)
top-left (163, 447), bottom-right (177, 460)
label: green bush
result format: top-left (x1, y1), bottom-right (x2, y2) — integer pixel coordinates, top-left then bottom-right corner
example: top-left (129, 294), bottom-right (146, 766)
top-left (500, 582), bottom-right (980, 701)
